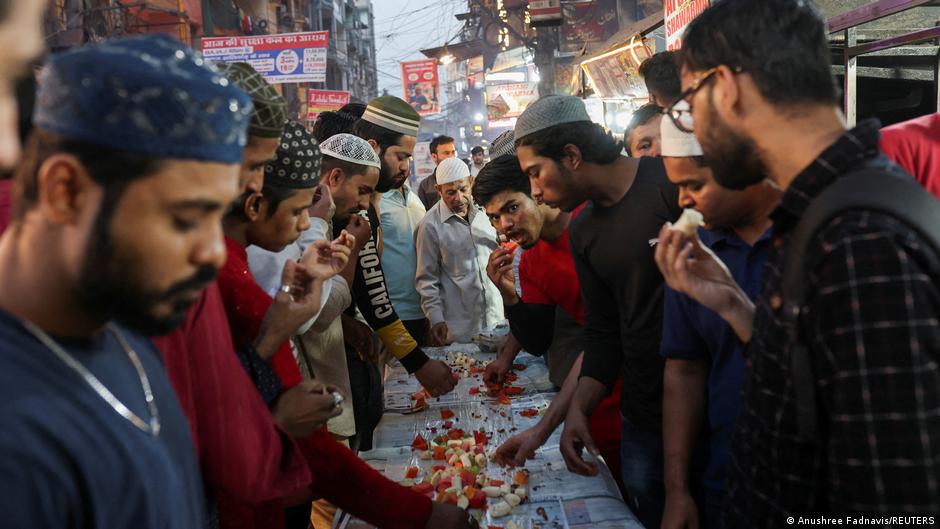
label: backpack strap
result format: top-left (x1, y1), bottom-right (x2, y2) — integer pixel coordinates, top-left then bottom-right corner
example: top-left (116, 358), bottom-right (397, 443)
top-left (782, 168), bottom-right (940, 441)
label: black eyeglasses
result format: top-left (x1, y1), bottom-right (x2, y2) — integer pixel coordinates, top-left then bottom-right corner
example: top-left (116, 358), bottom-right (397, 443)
top-left (665, 66), bottom-right (743, 133)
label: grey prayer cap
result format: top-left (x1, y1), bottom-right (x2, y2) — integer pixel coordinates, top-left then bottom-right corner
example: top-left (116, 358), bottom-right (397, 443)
top-left (488, 130), bottom-right (515, 159)
top-left (514, 95), bottom-right (592, 141)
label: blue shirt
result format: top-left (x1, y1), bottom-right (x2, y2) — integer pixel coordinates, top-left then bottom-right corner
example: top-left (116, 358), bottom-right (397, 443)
top-left (379, 186), bottom-right (427, 321)
top-left (0, 309), bottom-right (204, 528)
top-left (660, 226), bottom-right (771, 493)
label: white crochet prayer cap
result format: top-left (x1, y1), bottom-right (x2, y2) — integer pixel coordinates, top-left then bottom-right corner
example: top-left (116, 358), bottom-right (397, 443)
top-left (660, 101), bottom-right (704, 157)
top-left (436, 157), bottom-right (471, 185)
top-left (319, 133), bottom-right (381, 169)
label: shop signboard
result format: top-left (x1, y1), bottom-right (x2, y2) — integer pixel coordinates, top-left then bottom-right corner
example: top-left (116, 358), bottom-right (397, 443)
top-left (401, 59), bottom-right (441, 116)
top-left (664, 0), bottom-right (710, 51)
top-left (306, 89), bottom-right (350, 121)
top-left (530, 0), bottom-right (563, 26)
top-left (580, 38), bottom-right (652, 100)
top-left (411, 141), bottom-right (436, 189)
top-left (486, 82), bottom-right (538, 129)
top-left (201, 31), bottom-right (329, 84)
top-left (559, 0), bottom-right (620, 53)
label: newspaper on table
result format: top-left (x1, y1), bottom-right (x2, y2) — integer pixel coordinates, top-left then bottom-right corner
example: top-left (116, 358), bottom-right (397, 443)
top-left (338, 342), bottom-right (643, 529)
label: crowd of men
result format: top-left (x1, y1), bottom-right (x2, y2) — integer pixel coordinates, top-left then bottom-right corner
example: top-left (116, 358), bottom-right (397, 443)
top-left (0, 1), bottom-right (937, 529)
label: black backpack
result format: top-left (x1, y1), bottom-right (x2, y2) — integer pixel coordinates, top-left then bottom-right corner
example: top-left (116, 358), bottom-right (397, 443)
top-left (782, 165), bottom-right (940, 441)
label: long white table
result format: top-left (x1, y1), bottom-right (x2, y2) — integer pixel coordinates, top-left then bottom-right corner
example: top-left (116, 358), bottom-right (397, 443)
top-left (336, 343), bottom-right (643, 529)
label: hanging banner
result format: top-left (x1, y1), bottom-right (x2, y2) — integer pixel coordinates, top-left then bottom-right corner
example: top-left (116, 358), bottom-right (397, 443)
top-left (486, 82), bottom-right (539, 129)
top-left (307, 89), bottom-right (351, 121)
top-left (664, 0), bottom-right (710, 51)
top-left (401, 59), bottom-right (441, 116)
top-left (201, 31), bottom-right (329, 84)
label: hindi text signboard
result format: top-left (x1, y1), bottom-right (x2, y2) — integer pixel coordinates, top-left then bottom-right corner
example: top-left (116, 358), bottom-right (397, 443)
top-left (202, 31), bottom-right (329, 84)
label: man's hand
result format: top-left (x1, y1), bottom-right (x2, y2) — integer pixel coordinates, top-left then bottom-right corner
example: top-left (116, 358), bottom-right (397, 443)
top-left (255, 259), bottom-right (325, 358)
top-left (430, 322), bottom-right (451, 346)
top-left (485, 333), bottom-right (521, 385)
top-left (345, 214), bottom-right (372, 253)
top-left (654, 224), bottom-right (754, 342)
top-left (415, 358), bottom-right (456, 397)
top-left (309, 183), bottom-right (335, 221)
top-left (342, 313), bottom-right (377, 363)
top-left (425, 503), bottom-right (479, 529)
top-left (300, 230), bottom-right (355, 282)
top-left (662, 490), bottom-right (701, 529)
top-left (486, 247), bottom-right (520, 305)
top-left (484, 355), bottom-right (512, 386)
top-left (560, 405), bottom-right (600, 477)
top-left (494, 425), bottom-right (548, 468)
top-left (270, 380), bottom-right (343, 437)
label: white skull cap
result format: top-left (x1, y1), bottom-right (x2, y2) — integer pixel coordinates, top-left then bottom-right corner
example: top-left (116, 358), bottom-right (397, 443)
top-left (319, 133), bottom-right (381, 169)
top-left (436, 157), bottom-right (471, 185)
top-left (660, 101), bottom-right (704, 157)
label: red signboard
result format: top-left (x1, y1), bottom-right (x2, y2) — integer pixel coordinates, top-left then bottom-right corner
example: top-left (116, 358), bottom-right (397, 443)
top-left (307, 89), bottom-right (351, 121)
top-left (664, 0), bottom-right (710, 51)
top-left (401, 59), bottom-right (441, 116)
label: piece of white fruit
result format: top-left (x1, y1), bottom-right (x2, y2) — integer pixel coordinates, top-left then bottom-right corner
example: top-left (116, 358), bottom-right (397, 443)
top-left (670, 208), bottom-right (704, 237)
top-left (481, 486), bottom-right (502, 497)
top-left (457, 495), bottom-right (469, 510)
top-left (452, 476), bottom-right (462, 492)
top-left (419, 450), bottom-right (431, 460)
top-left (474, 453), bottom-right (487, 467)
top-left (499, 483), bottom-right (511, 495)
top-left (504, 493), bottom-right (521, 507)
top-left (460, 454), bottom-right (473, 468)
top-left (489, 501), bottom-right (511, 518)
top-left (507, 522), bottom-right (522, 529)
top-left (514, 486), bottom-right (526, 499)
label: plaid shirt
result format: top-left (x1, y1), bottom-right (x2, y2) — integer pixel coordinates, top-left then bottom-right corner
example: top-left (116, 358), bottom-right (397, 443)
top-left (725, 120), bottom-right (940, 527)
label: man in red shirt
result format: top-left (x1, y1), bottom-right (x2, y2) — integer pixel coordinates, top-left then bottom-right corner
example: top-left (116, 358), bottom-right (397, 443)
top-left (156, 66), bottom-right (474, 529)
top-left (880, 112), bottom-right (940, 199)
top-left (473, 153), bottom-right (624, 493)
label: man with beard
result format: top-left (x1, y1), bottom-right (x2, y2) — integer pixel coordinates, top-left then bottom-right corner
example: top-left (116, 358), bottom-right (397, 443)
top-left (658, 0), bottom-right (940, 524)
top-left (220, 122), bottom-right (475, 529)
top-left (382, 133), bottom-right (444, 345)
top-left (514, 95), bottom-right (681, 529)
top-left (152, 62), bottom-right (353, 527)
top-left (415, 157), bottom-right (503, 345)
top-left (349, 96), bottom-right (456, 397)
top-left (654, 112), bottom-right (780, 529)
top-left (416, 135), bottom-right (458, 210)
top-left (474, 154), bottom-right (625, 494)
top-left (0, 35), bottom-right (250, 527)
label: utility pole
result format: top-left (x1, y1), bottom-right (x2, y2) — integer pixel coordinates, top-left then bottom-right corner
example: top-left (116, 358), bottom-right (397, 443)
top-left (534, 26), bottom-right (557, 96)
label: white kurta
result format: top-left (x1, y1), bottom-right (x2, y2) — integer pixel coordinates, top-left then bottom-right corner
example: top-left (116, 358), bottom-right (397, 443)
top-left (414, 200), bottom-right (504, 343)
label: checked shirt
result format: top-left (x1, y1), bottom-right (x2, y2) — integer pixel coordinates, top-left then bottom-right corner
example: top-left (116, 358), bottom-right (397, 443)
top-left (725, 120), bottom-right (940, 527)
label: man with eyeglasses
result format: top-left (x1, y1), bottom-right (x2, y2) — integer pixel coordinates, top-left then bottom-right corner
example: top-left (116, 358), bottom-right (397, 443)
top-left (514, 95), bottom-right (681, 529)
top-left (657, 0), bottom-right (940, 526)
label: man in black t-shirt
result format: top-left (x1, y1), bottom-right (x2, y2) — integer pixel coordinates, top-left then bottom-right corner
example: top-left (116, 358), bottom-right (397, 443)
top-left (514, 95), bottom-right (680, 529)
